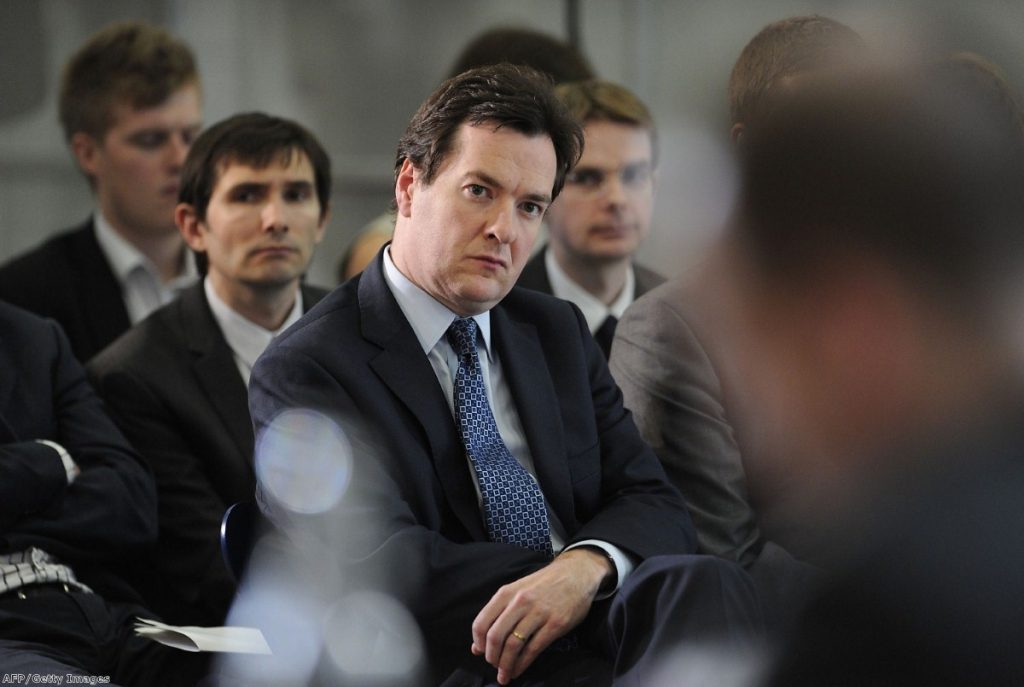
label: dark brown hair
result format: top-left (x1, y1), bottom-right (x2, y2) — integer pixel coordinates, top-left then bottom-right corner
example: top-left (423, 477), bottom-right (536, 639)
top-left (728, 15), bottom-right (862, 127)
top-left (179, 112), bottom-right (331, 222)
top-left (737, 66), bottom-right (1024, 314)
top-left (395, 64), bottom-right (583, 200)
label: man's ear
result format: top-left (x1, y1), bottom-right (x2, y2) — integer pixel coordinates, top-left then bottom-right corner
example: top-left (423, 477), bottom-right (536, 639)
top-left (70, 131), bottom-right (100, 178)
top-left (176, 203), bottom-right (206, 252)
top-left (730, 122), bottom-right (745, 147)
top-left (395, 159), bottom-right (417, 218)
top-left (314, 202), bottom-right (331, 244)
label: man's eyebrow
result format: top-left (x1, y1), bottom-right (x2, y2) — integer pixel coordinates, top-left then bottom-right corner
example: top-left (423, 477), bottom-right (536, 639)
top-left (467, 171), bottom-right (551, 205)
top-left (224, 181), bottom-right (269, 194)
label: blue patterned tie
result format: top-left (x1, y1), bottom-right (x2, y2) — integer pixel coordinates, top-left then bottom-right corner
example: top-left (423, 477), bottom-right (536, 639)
top-left (447, 317), bottom-right (553, 556)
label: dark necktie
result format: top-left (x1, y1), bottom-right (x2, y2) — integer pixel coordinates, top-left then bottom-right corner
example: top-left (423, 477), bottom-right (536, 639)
top-left (447, 317), bottom-right (553, 556)
top-left (594, 315), bottom-right (618, 359)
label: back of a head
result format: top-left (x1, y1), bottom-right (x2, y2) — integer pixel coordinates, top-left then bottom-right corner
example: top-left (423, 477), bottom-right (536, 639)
top-left (59, 20), bottom-right (198, 141)
top-left (554, 80), bottom-right (657, 165)
top-left (728, 15), bottom-right (863, 128)
top-left (395, 64), bottom-right (583, 201)
top-left (936, 52), bottom-right (1024, 152)
top-left (448, 27), bottom-right (595, 84)
top-left (737, 64), bottom-right (1024, 320)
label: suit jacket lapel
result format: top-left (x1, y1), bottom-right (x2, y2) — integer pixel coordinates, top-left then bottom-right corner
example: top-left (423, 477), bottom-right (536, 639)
top-left (180, 285), bottom-right (255, 468)
top-left (358, 256), bottom-right (487, 541)
top-left (491, 306), bottom-right (576, 533)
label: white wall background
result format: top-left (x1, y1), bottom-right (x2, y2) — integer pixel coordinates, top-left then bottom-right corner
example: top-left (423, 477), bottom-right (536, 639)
top-left (2, 0), bottom-right (1023, 287)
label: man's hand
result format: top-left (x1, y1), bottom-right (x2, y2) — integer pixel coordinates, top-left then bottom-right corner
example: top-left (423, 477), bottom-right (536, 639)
top-left (471, 547), bottom-right (614, 685)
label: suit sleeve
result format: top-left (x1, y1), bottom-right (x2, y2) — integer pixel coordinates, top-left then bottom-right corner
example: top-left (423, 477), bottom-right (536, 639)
top-left (88, 364), bottom-right (235, 622)
top-left (249, 344), bottom-right (553, 642)
top-left (609, 289), bottom-right (765, 566)
top-left (0, 318), bottom-right (156, 559)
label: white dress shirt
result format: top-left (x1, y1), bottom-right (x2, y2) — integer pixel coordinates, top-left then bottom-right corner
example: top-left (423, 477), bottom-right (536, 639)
top-left (545, 248), bottom-right (635, 333)
top-left (204, 278), bottom-right (304, 385)
top-left (383, 247), bottom-right (633, 593)
top-left (93, 212), bottom-right (197, 324)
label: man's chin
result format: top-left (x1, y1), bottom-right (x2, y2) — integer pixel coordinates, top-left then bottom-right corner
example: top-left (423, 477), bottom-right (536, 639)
top-left (581, 245), bottom-right (636, 263)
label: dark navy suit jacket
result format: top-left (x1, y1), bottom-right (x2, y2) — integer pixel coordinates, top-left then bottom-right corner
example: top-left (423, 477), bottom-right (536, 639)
top-left (248, 251), bottom-right (695, 680)
top-left (88, 281), bottom-right (327, 625)
top-left (0, 220), bottom-right (130, 362)
top-left (0, 301), bottom-right (155, 603)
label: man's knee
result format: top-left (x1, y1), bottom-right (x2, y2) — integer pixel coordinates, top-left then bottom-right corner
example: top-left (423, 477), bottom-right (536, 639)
top-left (618, 554), bottom-right (765, 638)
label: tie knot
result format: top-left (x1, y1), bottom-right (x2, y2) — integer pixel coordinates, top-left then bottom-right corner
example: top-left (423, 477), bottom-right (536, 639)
top-left (447, 317), bottom-right (478, 357)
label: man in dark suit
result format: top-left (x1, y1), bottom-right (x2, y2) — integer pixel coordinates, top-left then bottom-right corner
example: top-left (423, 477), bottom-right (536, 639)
top-left (249, 65), bottom-right (761, 686)
top-left (720, 63), bottom-right (1024, 684)
top-left (0, 21), bottom-right (201, 362)
top-left (517, 80), bottom-right (664, 358)
top-left (609, 17), bottom-right (864, 630)
top-left (88, 113), bottom-right (332, 627)
top-left (0, 301), bottom-right (207, 684)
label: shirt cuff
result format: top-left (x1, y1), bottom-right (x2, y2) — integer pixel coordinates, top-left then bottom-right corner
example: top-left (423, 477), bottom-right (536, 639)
top-left (564, 539), bottom-right (636, 599)
top-left (36, 439), bottom-right (80, 484)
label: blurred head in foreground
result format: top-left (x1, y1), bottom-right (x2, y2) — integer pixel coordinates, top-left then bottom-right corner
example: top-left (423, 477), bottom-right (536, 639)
top-left (720, 62), bottom-right (1024, 506)
top-left (728, 15), bottom-right (863, 143)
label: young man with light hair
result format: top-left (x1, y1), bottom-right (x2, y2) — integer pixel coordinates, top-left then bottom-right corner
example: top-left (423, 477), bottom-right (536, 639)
top-left (0, 21), bottom-right (202, 361)
top-left (518, 80), bottom-right (663, 358)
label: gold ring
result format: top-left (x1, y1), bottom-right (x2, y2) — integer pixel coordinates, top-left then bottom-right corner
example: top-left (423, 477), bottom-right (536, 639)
top-left (512, 630), bottom-right (529, 642)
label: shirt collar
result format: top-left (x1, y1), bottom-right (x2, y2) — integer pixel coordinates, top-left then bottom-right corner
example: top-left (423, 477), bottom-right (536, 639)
top-left (93, 211), bottom-right (198, 285)
top-left (544, 248), bottom-right (635, 333)
top-left (382, 246), bottom-right (492, 360)
top-left (204, 277), bottom-right (304, 372)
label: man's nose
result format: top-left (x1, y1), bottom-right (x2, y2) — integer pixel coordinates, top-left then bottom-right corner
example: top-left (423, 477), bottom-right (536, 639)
top-left (487, 205), bottom-right (517, 244)
top-left (167, 133), bottom-right (190, 170)
top-left (262, 198), bottom-right (289, 233)
top-left (603, 172), bottom-right (628, 206)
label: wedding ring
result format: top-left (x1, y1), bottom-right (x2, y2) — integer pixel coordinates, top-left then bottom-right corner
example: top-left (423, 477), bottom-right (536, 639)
top-left (512, 630), bottom-right (529, 642)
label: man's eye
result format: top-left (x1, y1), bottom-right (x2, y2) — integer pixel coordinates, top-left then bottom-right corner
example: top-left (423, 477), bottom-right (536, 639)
top-left (466, 184), bottom-right (488, 198)
top-left (181, 127), bottom-right (201, 147)
top-left (520, 202), bottom-right (543, 217)
top-left (232, 189), bottom-right (262, 202)
top-left (622, 164), bottom-right (651, 186)
top-left (568, 170), bottom-right (604, 188)
top-left (284, 187), bottom-right (312, 202)
top-left (129, 132), bottom-right (169, 150)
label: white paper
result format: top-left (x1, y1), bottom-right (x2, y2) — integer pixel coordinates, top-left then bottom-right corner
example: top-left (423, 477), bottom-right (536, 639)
top-left (134, 617), bottom-right (272, 654)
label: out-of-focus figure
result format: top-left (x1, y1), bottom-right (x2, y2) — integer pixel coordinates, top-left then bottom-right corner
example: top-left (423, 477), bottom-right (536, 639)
top-left (518, 80), bottom-right (665, 358)
top-left (609, 15), bottom-right (863, 630)
top-left (0, 21), bottom-right (202, 361)
top-left (720, 61), bottom-right (1024, 684)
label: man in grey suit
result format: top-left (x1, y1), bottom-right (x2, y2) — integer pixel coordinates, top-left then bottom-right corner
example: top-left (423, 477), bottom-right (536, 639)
top-left (88, 113), bottom-right (331, 626)
top-left (610, 16), bottom-right (864, 629)
top-left (517, 81), bottom-right (664, 358)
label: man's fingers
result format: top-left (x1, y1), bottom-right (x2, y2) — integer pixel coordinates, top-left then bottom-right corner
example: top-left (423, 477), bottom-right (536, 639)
top-left (508, 625), bottom-right (559, 682)
top-left (494, 626), bottom-right (534, 685)
top-left (471, 588), bottom-right (509, 654)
